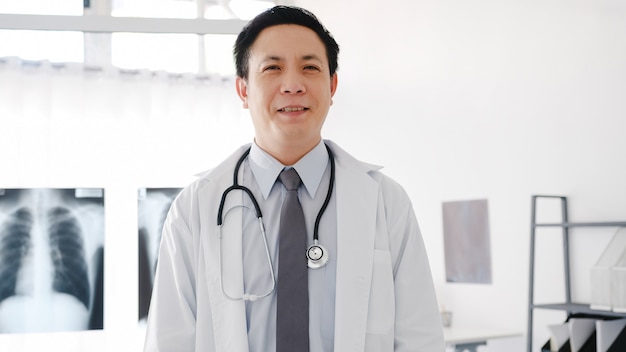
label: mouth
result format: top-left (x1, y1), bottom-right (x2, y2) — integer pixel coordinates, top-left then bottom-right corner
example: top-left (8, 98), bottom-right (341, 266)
top-left (278, 106), bottom-right (308, 113)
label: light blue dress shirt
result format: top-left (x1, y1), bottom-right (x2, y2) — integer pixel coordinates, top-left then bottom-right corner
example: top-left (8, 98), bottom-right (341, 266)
top-left (236, 140), bottom-right (337, 352)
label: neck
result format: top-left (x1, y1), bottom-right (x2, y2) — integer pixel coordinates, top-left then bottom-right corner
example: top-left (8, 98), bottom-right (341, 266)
top-left (255, 138), bottom-right (321, 165)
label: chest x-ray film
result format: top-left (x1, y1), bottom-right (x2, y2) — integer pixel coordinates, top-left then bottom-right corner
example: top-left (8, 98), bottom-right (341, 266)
top-left (138, 187), bottom-right (181, 323)
top-left (442, 199), bottom-right (492, 284)
top-left (0, 188), bottom-right (104, 333)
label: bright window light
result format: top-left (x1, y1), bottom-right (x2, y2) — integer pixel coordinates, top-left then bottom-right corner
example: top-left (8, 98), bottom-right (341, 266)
top-left (203, 34), bottom-right (237, 75)
top-left (0, 0), bottom-right (274, 72)
top-left (228, 0), bottom-right (273, 20)
top-left (0, 30), bottom-right (84, 62)
top-left (0, 0), bottom-right (82, 15)
top-left (111, 33), bottom-right (198, 73)
top-left (112, 0), bottom-right (197, 19)
top-left (111, 0), bottom-right (274, 20)
top-left (204, 4), bottom-right (233, 20)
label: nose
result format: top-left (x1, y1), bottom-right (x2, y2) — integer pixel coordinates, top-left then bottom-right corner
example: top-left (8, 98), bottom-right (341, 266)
top-left (281, 70), bottom-right (306, 94)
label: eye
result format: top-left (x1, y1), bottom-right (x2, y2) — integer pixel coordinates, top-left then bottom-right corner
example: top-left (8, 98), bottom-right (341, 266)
top-left (304, 65), bottom-right (321, 71)
top-left (263, 65), bottom-right (281, 71)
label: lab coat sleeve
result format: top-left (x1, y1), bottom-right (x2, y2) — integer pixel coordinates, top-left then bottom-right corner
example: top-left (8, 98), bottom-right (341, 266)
top-left (381, 177), bottom-right (445, 351)
top-left (144, 189), bottom-right (200, 352)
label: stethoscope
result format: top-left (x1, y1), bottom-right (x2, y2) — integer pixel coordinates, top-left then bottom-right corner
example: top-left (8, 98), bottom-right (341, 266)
top-left (217, 144), bottom-right (335, 301)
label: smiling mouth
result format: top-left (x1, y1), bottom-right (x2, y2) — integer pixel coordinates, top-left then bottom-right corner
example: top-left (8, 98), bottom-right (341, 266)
top-left (279, 107), bottom-right (308, 112)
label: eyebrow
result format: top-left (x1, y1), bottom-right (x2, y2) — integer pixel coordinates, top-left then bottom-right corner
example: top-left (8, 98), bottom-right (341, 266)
top-left (261, 54), bottom-right (324, 63)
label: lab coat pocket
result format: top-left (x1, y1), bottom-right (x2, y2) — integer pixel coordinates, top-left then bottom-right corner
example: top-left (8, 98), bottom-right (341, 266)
top-left (366, 249), bottom-right (395, 335)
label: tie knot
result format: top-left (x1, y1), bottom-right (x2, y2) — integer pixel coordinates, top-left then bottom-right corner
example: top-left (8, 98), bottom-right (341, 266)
top-left (279, 168), bottom-right (302, 191)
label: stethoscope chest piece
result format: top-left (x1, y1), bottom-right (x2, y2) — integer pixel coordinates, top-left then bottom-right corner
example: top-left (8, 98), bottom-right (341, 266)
top-left (307, 240), bottom-right (329, 269)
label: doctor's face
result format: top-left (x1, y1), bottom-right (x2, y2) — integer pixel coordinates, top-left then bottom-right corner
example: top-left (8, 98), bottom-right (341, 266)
top-left (236, 24), bottom-right (338, 154)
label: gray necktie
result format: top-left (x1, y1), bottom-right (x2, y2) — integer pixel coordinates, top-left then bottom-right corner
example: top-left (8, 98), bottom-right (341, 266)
top-left (276, 168), bottom-right (309, 352)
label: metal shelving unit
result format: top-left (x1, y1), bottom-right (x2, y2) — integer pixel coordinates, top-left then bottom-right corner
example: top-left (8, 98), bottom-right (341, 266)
top-left (527, 195), bottom-right (626, 352)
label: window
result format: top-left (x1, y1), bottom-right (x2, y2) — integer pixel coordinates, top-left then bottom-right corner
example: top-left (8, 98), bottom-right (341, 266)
top-left (111, 33), bottom-right (199, 73)
top-left (0, 30), bottom-right (84, 62)
top-left (111, 0), bottom-right (274, 20)
top-left (0, 0), bottom-right (275, 75)
top-left (112, 0), bottom-right (197, 19)
top-left (0, 0), bottom-right (82, 15)
top-left (0, 0), bottom-right (84, 62)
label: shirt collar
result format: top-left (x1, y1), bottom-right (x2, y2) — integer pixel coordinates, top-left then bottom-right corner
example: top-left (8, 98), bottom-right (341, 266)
top-left (249, 140), bottom-right (329, 200)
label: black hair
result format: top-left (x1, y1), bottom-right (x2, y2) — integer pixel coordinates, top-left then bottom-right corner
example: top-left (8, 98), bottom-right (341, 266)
top-left (233, 6), bottom-right (339, 79)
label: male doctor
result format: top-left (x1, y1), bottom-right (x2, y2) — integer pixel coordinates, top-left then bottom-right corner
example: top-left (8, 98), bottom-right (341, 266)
top-left (144, 5), bottom-right (445, 352)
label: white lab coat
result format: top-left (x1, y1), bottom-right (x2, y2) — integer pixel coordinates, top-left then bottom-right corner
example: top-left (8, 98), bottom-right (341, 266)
top-left (143, 140), bottom-right (445, 352)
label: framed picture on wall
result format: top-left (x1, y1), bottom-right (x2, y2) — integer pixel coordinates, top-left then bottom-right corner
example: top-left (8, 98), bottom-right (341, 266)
top-left (442, 198), bottom-right (493, 284)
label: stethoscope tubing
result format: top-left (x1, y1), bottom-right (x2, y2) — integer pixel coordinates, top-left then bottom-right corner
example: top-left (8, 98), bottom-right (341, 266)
top-left (217, 143), bottom-right (335, 242)
top-left (218, 212), bottom-right (275, 301)
top-left (313, 144), bottom-right (334, 242)
top-left (216, 143), bottom-right (335, 300)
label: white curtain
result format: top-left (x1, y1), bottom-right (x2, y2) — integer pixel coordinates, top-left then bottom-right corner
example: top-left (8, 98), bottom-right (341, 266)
top-left (0, 57), bottom-right (253, 351)
top-left (0, 57), bottom-right (253, 188)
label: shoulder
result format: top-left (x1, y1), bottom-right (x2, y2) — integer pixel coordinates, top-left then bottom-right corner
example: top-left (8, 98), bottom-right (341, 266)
top-left (327, 139), bottom-right (409, 201)
top-left (194, 144), bottom-right (251, 182)
top-left (174, 144), bottom-right (251, 206)
top-left (325, 139), bottom-right (382, 175)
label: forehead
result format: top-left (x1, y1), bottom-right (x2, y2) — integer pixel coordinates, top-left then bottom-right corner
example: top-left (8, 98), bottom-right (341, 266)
top-left (250, 24), bottom-right (327, 61)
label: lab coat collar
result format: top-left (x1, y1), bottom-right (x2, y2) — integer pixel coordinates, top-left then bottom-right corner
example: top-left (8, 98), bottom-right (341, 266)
top-left (323, 139), bottom-right (383, 174)
top-left (194, 140), bottom-right (383, 183)
top-left (249, 140), bottom-right (329, 200)
top-left (195, 144), bottom-right (252, 182)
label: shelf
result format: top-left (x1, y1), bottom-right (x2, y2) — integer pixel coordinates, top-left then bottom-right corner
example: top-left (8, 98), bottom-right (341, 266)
top-left (534, 222), bottom-right (626, 228)
top-left (527, 195), bottom-right (626, 352)
top-left (532, 303), bottom-right (626, 318)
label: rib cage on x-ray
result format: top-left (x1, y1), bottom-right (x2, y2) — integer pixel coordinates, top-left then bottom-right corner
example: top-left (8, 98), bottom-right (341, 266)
top-left (0, 188), bottom-right (104, 333)
top-left (137, 188), bottom-right (181, 322)
top-left (0, 207), bottom-right (33, 305)
top-left (48, 207), bottom-right (91, 308)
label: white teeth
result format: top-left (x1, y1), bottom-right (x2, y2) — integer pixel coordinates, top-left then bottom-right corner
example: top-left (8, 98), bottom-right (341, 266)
top-left (282, 107), bottom-right (305, 112)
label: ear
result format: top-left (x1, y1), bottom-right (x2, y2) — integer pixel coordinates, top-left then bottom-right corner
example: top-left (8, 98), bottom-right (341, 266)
top-left (236, 76), bottom-right (249, 109)
top-left (330, 73), bottom-right (338, 105)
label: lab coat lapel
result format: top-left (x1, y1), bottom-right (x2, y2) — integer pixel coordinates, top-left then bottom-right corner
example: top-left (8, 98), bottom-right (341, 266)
top-left (200, 147), bottom-right (250, 352)
top-left (329, 142), bottom-right (380, 351)
top-left (200, 142), bottom-right (382, 352)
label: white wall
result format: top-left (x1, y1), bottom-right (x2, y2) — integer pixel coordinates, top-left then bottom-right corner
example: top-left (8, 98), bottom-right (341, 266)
top-left (298, 0), bottom-right (626, 350)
